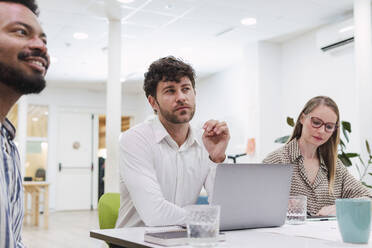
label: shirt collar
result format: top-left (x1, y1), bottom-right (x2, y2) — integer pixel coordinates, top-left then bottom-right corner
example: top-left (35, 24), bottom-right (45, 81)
top-left (287, 138), bottom-right (302, 163)
top-left (318, 155), bottom-right (328, 171)
top-left (287, 138), bottom-right (328, 171)
top-left (185, 125), bottom-right (202, 147)
top-left (1, 118), bottom-right (16, 140)
top-left (153, 117), bottom-right (169, 143)
top-left (152, 116), bottom-right (201, 147)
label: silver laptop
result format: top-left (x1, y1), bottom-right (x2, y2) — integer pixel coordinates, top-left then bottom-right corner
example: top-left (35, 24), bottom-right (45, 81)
top-left (211, 163), bottom-right (293, 231)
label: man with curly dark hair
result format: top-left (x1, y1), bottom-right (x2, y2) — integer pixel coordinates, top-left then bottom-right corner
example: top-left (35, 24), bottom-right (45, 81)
top-left (116, 56), bottom-right (230, 227)
top-left (143, 56), bottom-right (196, 102)
top-left (0, 0), bottom-right (49, 246)
top-left (0, 0), bottom-right (39, 15)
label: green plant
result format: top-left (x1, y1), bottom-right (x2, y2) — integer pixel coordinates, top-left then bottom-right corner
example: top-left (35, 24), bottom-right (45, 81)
top-left (338, 121), bottom-right (372, 188)
top-left (274, 117), bottom-right (294, 143)
top-left (275, 117), bottom-right (372, 187)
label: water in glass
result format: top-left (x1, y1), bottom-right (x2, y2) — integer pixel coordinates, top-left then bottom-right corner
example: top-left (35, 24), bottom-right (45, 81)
top-left (186, 205), bottom-right (220, 247)
top-left (286, 195), bottom-right (307, 225)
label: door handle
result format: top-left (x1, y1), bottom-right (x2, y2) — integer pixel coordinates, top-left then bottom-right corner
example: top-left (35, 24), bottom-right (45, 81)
top-left (58, 164), bottom-right (91, 172)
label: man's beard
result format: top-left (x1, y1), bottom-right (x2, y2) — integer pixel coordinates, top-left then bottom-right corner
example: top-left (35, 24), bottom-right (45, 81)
top-left (158, 103), bottom-right (195, 124)
top-left (0, 52), bottom-right (47, 94)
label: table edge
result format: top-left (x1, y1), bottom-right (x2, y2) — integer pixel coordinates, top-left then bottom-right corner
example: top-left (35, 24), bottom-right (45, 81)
top-left (90, 230), bottom-right (152, 248)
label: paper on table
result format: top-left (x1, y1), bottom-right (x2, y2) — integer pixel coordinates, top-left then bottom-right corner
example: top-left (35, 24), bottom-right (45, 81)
top-left (255, 221), bottom-right (343, 242)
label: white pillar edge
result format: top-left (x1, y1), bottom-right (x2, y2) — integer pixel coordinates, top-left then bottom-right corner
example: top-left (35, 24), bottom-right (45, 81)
top-left (105, 18), bottom-right (122, 193)
top-left (354, 0), bottom-right (372, 179)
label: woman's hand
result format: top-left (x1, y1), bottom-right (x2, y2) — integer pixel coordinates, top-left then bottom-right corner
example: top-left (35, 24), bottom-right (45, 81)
top-left (316, 205), bottom-right (336, 216)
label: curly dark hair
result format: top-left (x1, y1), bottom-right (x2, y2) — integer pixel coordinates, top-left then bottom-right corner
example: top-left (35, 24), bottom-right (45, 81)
top-left (0, 0), bottom-right (39, 16)
top-left (143, 56), bottom-right (196, 98)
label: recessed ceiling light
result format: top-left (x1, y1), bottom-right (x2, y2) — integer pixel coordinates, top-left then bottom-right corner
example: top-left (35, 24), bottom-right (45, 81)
top-left (241, 17), bottom-right (257, 26)
top-left (117, 0), bottom-right (134, 3)
top-left (32, 117), bottom-right (39, 122)
top-left (339, 26), bottom-right (354, 33)
top-left (73, 32), bottom-right (88, 40)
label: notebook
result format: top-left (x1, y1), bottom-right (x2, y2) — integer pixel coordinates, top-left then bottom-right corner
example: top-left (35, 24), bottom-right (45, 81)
top-left (144, 229), bottom-right (225, 246)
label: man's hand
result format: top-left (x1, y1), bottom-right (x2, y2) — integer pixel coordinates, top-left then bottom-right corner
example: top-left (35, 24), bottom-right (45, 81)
top-left (202, 120), bottom-right (230, 163)
top-left (316, 205), bottom-right (336, 216)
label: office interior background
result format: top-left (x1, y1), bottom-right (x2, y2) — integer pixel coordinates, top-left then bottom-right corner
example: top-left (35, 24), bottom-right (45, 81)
top-left (10, 0), bottom-right (372, 247)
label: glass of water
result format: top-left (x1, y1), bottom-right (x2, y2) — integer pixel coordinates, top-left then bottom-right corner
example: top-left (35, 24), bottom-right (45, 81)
top-left (186, 205), bottom-right (220, 247)
top-left (286, 195), bottom-right (307, 224)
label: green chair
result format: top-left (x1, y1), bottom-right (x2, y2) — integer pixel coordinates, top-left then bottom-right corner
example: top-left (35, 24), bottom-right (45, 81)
top-left (98, 193), bottom-right (120, 229)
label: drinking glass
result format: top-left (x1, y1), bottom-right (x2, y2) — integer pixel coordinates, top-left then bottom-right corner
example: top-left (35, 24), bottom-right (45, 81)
top-left (186, 205), bottom-right (220, 247)
top-left (286, 195), bottom-right (307, 224)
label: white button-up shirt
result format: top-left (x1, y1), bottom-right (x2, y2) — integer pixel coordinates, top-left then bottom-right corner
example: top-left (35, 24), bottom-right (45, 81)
top-left (115, 117), bottom-right (217, 228)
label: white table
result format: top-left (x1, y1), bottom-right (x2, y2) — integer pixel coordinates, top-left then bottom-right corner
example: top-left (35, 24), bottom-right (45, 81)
top-left (90, 221), bottom-right (371, 248)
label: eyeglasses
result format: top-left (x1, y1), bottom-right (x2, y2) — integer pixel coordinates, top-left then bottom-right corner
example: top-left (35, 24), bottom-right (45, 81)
top-left (308, 116), bottom-right (338, 133)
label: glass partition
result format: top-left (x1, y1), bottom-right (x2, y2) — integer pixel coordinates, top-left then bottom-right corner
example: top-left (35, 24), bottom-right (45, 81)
top-left (25, 105), bottom-right (49, 181)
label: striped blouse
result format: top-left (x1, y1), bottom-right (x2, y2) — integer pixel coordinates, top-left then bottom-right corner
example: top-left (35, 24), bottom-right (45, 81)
top-left (0, 119), bottom-right (25, 248)
top-left (263, 138), bottom-right (372, 215)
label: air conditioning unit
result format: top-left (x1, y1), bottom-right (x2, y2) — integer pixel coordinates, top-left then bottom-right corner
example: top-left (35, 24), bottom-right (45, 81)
top-left (316, 18), bottom-right (354, 52)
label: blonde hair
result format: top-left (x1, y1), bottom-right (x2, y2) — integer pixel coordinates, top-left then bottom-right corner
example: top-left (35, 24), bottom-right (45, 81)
top-left (289, 96), bottom-right (340, 194)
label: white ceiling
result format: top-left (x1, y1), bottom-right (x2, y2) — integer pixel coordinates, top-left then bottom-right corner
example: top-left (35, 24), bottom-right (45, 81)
top-left (37, 0), bottom-right (354, 93)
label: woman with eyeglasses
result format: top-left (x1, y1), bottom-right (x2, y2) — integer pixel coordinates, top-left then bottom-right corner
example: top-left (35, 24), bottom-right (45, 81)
top-left (263, 96), bottom-right (372, 216)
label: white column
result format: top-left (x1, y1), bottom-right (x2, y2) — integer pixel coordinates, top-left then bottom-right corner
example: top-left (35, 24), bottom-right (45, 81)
top-left (105, 1), bottom-right (122, 193)
top-left (17, 96), bottom-right (28, 177)
top-left (354, 0), bottom-right (372, 158)
top-left (257, 41), bottom-right (282, 160)
top-left (242, 43), bottom-right (260, 162)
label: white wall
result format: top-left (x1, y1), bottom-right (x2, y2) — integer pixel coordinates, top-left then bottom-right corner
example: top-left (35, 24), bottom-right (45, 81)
top-left (195, 42), bottom-right (285, 162)
top-left (280, 31), bottom-right (357, 155)
top-left (194, 44), bottom-right (261, 162)
top-left (280, 30), bottom-right (357, 131)
top-left (258, 42), bottom-right (284, 158)
top-left (194, 63), bottom-right (249, 156)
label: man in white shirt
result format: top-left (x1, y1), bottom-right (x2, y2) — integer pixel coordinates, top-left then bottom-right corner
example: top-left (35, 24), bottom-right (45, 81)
top-left (116, 56), bottom-right (229, 228)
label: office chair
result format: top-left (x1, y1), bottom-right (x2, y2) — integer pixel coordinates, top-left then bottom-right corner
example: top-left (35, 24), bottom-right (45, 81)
top-left (98, 193), bottom-right (120, 229)
top-left (98, 193), bottom-right (122, 248)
